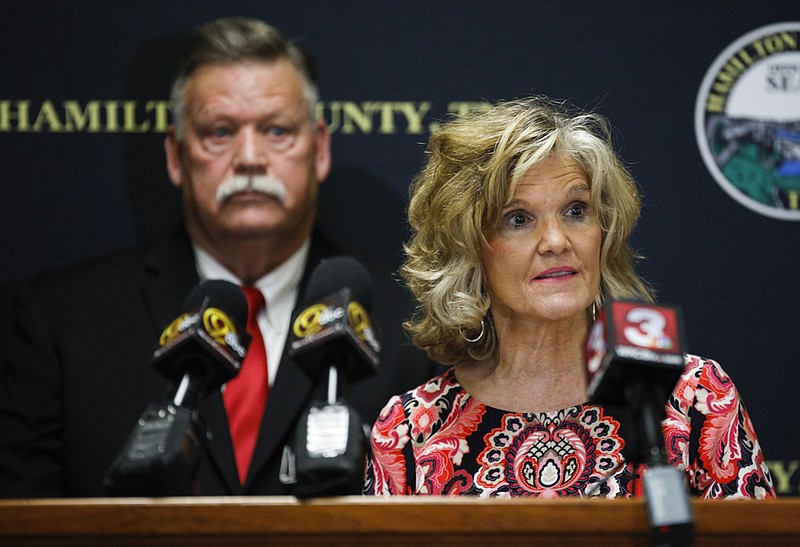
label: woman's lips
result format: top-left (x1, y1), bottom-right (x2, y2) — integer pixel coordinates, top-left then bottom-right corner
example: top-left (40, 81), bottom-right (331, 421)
top-left (533, 267), bottom-right (578, 281)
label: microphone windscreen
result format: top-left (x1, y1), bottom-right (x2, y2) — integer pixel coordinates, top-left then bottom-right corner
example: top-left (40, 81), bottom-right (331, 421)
top-left (305, 256), bottom-right (373, 311)
top-left (182, 279), bottom-right (248, 327)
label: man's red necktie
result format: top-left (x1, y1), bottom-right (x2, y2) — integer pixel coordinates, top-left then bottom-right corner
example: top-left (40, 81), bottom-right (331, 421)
top-left (223, 285), bottom-right (268, 484)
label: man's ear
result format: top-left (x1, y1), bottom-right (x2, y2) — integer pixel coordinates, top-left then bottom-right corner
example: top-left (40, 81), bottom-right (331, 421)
top-left (313, 119), bottom-right (332, 184)
top-left (164, 126), bottom-right (183, 188)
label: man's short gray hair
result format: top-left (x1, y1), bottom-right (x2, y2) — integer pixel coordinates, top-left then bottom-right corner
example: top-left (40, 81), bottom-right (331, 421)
top-left (170, 17), bottom-right (319, 140)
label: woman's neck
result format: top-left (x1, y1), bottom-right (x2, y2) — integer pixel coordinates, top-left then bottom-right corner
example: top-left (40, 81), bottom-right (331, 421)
top-left (455, 317), bottom-right (590, 413)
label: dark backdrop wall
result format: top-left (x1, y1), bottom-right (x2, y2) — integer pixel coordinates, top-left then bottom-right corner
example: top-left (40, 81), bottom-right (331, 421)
top-left (1, 1), bottom-right (798, 495)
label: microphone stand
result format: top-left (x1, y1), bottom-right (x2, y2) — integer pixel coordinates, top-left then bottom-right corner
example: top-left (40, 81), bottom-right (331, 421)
top-left (626, 376), bottom-right (695, 547)
top-left (104, 370), bottom-right (206, 497)
top-left (283, 353), bottom-right (369, 498)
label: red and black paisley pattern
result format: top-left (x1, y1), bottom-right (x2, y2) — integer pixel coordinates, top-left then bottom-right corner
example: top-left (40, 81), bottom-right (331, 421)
top-left (365, 355), bottom-right (774, 499)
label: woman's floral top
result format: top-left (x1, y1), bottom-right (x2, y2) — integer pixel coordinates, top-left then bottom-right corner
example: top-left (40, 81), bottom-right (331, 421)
top-left (365, 355), bottom-right (775, 499)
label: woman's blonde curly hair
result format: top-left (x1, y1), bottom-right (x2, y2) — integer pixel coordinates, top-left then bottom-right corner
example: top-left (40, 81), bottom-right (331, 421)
top-left (401, 96), bottom-right (653, 365)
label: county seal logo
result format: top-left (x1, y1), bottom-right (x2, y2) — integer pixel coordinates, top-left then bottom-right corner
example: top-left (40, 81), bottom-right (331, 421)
top-left (695, 22), bottom-right (800, 220)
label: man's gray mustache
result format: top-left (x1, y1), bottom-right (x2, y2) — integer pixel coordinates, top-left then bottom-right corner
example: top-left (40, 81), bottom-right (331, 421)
top-left (216, 175), bottom-right (288, 204)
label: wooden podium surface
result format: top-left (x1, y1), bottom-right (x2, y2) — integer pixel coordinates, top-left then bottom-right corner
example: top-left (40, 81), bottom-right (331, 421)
top-left (1, 496), bottom-right (798, 546)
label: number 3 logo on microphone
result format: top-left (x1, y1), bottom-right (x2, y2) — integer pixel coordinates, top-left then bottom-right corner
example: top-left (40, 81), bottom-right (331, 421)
top-left (623, 307), bottom-right (675, 350)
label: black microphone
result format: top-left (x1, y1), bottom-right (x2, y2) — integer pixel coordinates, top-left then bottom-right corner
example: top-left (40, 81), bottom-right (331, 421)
top-left (280, 256), bottom-right (380, 498)
top-left (289, 255), bottom-right (380, 382)
top-left (585, 299), bottom-right (694, 546)
top-left (104, 279), bottom-right (250, 496)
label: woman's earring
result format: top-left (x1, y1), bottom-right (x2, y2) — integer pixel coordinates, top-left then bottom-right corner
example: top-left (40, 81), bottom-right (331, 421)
top-left (461, 318), bottom-right (485, 343)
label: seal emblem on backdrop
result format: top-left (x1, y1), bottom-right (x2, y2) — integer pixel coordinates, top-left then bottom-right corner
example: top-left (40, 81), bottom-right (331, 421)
top-left (695, 22), bottom-right (800, 220)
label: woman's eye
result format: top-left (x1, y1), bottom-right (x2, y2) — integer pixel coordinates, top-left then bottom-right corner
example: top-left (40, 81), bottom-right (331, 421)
top-left (567, 203), bottom-right (587, 217)
top-left (505, 212), bottom-right (529, 228)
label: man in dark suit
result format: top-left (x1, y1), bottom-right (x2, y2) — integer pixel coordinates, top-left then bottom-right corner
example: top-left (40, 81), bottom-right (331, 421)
top-left (0, 17), bottom-right (435, 497)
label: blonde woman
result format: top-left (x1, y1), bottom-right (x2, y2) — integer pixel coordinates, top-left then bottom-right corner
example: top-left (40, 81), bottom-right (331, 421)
top-left (365, 97), bottom-right (774, 499)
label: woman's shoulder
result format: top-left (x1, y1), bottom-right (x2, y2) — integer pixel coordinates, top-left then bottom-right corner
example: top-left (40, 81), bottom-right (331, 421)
top-left (376, 367), bottom-right (462, 416)
top-left (405, 366), bottom-right (462, 400)
top-left (674, 353), bottom-right (739, 404)
top-left (681, 354), bottom-right (730, 382)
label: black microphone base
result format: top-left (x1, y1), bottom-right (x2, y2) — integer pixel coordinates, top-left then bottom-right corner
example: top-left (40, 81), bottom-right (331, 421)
top-left (643, 464), bottom-right (695, 547)
top-left (284, 401), bottom-right (367, 499)
top-left (104, 403), bottom-right (204, 497)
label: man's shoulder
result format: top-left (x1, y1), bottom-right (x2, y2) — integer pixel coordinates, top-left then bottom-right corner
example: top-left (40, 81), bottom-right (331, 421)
top-left (5, 227), bottom-right (192, 320)
top-left (26, 226), bottom-right (191, 292)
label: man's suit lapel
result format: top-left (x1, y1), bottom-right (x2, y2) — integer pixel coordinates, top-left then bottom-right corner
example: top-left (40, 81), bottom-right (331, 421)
top-left (243, 230), bottom-right (341, 491)
top-left (140, 225), bottom-right (200, 338)
top-left (200, 392), bottom-right (241, 492)
top-left (243, 346), bottom-right (314, 489)
top-left (137, 226), bottom-right (341, 494)
top-left (199, 330), bottom-right (316, 495)
top-left (139, 225), bottom-right (242, 493)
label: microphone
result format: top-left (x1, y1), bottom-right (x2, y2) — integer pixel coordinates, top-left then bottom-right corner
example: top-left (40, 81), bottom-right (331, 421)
top-left (280, 256), bottom-right (380, 498)
top-left (289, 256), bottom-right (380, 382)
top-left (585, 299), bottom-right (694, 546)
top-left (104, 279), bottom-right (250, 496)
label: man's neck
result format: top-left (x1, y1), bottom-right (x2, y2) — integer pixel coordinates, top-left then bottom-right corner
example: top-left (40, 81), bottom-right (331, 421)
top-left (191, 230), bottom-right (309, 284)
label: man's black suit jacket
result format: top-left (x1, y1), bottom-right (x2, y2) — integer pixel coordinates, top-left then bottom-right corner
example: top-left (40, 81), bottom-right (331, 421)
top-left (0, 225), bottom-right (437, 497)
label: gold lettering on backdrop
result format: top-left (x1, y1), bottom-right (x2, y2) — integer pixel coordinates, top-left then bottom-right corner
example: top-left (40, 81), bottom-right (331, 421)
top-left (105, 101), bottom-right (120, 132)
top-left (0, 100), bottom-right (172, 133)
top-left (63, 101), bottom-right (102, 132)
top-left (123, 101), bottom-right (148, 132)
top-left (2, 100), bottom-right (489, 134)
top-left (707, 31), bottom-right (798, 113)
top-left (396, 102), bottom-right (431, 134)
top-left (148, 101), bottom-right (171, 132)
top-left (32, 101), bottom-right (63, 132)
top-left (788, 191), bottom-right (799, 211)
top-left (767, 460), bottom-right (800, 495)
top-left (0, 100), bottom-right (32, 131)
top-left (317, 101), bottom-right (434, 134)
top-left (753, 32), bottom-right (797, 56)
top-left (341, 102), bottom-right (372, 133)
top-left (370, 102), bottom-right (396, 133)
top-left (705, 94), bottom-right (726, 113)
